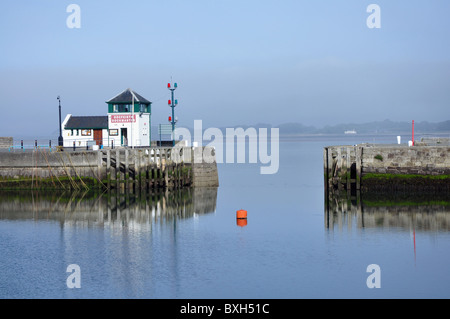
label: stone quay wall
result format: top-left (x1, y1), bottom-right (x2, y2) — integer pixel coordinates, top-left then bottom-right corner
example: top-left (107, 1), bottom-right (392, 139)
top-left (0, 146), bottom-right (219, 190)
top-left (361, 145), bottom-right (450, 175)
top-left (324, 144), bottom-right (450, 193)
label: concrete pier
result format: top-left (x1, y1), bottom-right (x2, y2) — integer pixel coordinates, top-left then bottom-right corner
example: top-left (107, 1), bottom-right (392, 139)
top-left (324, 144), bottom-right (450, 194)
top-left (0, 146), bottom-right (219, 191)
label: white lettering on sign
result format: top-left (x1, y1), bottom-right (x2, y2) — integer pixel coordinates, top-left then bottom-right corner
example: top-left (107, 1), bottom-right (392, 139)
top-left (111, 115), bottom-right (136, 123)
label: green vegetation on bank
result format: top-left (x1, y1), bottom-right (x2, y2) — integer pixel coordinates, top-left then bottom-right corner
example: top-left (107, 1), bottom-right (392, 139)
top-left (362, 173), bottom-right (450, 181)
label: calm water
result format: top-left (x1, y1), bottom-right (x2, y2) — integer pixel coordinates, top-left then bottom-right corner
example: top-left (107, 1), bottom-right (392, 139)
top-left (1, 135), bottom-right (450, 299)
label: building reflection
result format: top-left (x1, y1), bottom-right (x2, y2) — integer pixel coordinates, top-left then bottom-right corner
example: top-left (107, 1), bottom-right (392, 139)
top-left (325, 190), bottom-right (450, 232)
top-left (0, 188), bottom-right (218, 231)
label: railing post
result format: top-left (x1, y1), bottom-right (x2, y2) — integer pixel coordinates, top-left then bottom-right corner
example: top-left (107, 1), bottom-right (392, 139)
top-left (356, 146), bottom-right (362, 190)
top-left (106, 149), bottom-right (111, 190)
top-left (125, 148), bottom-right (129, 192)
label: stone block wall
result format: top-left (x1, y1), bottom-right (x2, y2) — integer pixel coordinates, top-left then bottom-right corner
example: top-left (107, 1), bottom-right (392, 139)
top-left (324, 144), bottom-right (450, 194)
top-left (361, 146), bottom-right (450, 175)
top-left (192, 162), bottom-right (219, 187)
top-left (0, 147), bottom-right (219, 189)
top-left (172, 146), bottom-right (220, 187)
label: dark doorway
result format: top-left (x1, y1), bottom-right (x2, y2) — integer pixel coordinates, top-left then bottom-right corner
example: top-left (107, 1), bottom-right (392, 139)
top-left (121, 128), bottom-right (128, 146)
top-left (93, 129), bottom-right (103, 146)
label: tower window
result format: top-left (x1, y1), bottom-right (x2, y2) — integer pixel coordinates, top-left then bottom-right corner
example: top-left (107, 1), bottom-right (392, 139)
top-left (118, 104), bottom-right (130, 112)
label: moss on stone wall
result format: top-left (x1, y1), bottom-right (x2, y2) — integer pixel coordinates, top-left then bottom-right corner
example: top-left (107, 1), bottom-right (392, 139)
top-left (361, 173), bottom-right (450, 194)
top-left (362, 173), bottom-right (450, 181)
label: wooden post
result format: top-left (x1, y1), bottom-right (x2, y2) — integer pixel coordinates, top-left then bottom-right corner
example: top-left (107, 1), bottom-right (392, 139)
top-left (181, 162), bottom-right (184, 187)
top-left (115, 149), bottom-right (120, 193)
top-left (164, 165), bottom-right (168, 188)
top-left (150, 164), bottom-right (153, 189)
top-left (346, 146), bottom-right (351, 195)
top-left (106, 149), bottom-right (111, 190)
top-left (125, 149), bottom-right (129, 193)
top-left (153, 164), bottom-right (157, 189)
top-left (154, 165), bottom-right (158, 189)
top-left (97, 151), bottom-right (102, 190)
top-left (324, 147), bottom-right (329, 210)
top-left (173, 163), bottom-right (176, 189)
top-left (356, 146), bottom-right (362, 190)
top-left (323, 147), bottom-right (328, 189)
top-left (146, 149), bottom-right (150, 190)
top-left (177, 163), bottom-right (180, 188)
top-left (135, 149), bottom-right (140, 194)
top-left (174, 163), bottom-right (178, 188)
top-left (327, 147), bottom-right (333, 190)
top-left (336, 147), bottom-right (342, 191)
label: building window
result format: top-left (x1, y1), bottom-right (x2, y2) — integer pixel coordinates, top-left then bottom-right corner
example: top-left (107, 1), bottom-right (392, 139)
top-left (140, 104), bottom-right (149, 113)
top-left (118, 104), bottom-right (130, 112)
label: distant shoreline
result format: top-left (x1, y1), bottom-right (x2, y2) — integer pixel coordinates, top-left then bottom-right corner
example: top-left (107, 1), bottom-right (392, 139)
top-left (7, 131), bottom-right (450, 142)
top-left (5, 119), bottom-right (450, 142)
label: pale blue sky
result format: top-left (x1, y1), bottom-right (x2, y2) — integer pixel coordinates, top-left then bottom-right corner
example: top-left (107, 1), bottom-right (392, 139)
top-left (1, 1), bottom-right (449, 137)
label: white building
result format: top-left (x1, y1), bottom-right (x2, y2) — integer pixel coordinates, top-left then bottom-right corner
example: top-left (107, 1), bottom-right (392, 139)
top-left (62, 88), bottom-right (152, 148)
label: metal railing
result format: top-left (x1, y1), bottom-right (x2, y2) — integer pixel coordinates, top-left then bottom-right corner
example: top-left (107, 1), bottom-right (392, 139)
top-left (4, 139), bottom-right (59, 152)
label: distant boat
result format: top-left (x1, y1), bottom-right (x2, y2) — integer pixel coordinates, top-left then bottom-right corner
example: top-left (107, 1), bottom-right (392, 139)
top-left (344, 129), bottom-right (357, 134)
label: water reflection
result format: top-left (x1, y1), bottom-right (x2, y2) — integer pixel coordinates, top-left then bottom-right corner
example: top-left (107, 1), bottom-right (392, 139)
top-left (0, 188), bottom-right (218, 232)
top-left (325, 192), bottom-right (450, 232)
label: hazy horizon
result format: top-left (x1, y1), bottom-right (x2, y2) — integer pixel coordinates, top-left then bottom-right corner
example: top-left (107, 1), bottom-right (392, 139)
top-left (8, 118), bottom-right (450, 141)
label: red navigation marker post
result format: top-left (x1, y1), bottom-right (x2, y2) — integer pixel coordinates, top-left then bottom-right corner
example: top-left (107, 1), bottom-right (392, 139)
top-left (167, 82), bottom-right (178, 147)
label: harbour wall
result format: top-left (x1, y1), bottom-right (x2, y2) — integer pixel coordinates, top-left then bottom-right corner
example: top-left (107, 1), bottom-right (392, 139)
top-left (0, 137), bottom-right (13, 149)
top-left (0, 146), bottom-right (219, 191)
top-left (324, 144), bottom-right (450, 194)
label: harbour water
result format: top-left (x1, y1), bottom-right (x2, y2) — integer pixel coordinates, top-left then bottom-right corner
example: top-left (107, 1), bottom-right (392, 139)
top-left (1, 135), bottom-right (449, 299)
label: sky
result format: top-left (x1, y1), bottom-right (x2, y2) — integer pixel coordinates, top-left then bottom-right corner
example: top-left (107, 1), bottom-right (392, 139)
top-left (1, 0), bottom-right (449, 138)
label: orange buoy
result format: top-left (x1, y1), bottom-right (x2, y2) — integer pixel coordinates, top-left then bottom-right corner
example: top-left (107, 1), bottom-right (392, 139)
top-left (236, 209), bottom-right (247, 219)
top-left (236, 218), bottom-right (247, 227)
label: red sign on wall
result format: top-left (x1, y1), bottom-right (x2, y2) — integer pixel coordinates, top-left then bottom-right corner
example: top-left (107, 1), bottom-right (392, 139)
top-left (111, 114), bottom-right (136, 123)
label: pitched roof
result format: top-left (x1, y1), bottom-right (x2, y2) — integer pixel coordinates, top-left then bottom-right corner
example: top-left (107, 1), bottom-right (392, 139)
top-left (106, 88), bottom-right (151, 104)
top-left (65, 116), bottom-right (108, 129)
